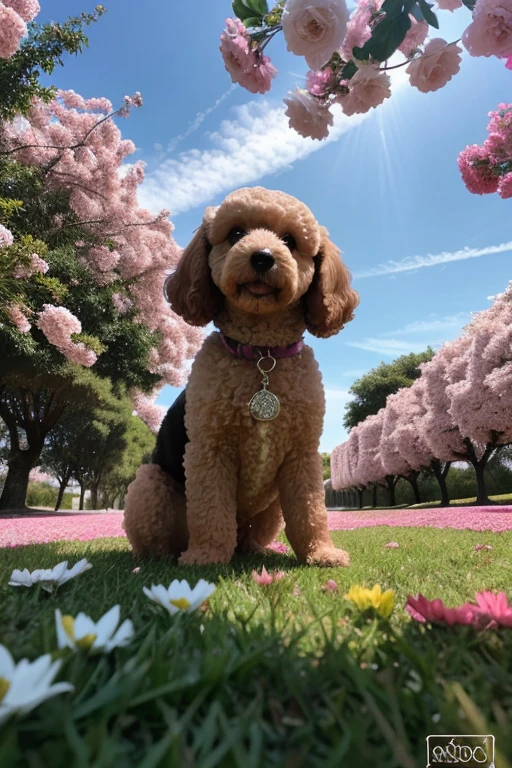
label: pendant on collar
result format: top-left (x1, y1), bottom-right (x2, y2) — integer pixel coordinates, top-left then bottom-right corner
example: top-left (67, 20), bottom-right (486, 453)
top-left (249, 353), bottom-right (280, 421)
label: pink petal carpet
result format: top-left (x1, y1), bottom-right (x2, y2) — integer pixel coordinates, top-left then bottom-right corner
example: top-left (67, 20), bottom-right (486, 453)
top-left (0, 506), bottom-right (511, 548)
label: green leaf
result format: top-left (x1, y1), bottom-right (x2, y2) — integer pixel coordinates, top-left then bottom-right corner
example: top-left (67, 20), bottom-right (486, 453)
top-left (243, 17), bottom-right (264, 28)
top-left (340, 60), bottom-right (358, 81)
top-left (246, 0), bottom-right (268, 15)
top-left (461, 0), bottom-right (476, 9)
top-left (418, 0), bottom-right (439, 28)
top-left (232, 0), bottom-right (262, 22)
top-left (353, 12), bottom-right (412, 62)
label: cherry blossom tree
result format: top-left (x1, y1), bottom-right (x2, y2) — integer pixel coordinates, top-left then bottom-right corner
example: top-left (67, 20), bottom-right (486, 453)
top-left (381, 392), bottom-right (423, 503)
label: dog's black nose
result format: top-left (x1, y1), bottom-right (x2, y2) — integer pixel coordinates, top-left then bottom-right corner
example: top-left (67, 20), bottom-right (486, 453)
top-left (250, 249), bottom-right (275, 273)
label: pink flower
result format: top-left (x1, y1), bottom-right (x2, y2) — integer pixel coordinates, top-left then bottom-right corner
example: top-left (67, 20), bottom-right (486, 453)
top-left (463, 0), bottom-right (512, 58)
top-left (0, 5), bottom-right (27, 59)
top-left (132, 567), bottom-right (140, 574)
top-left (0, 224), bottom-right (14, 247)
top-left (398, 18), bottom-right (428, 56)
top-left (506, 54), bottom-right (512, 67)
top-left (219, 18), bottom-right (277, 95)
top-left (339, 65), bottom-right (391, 116)
top-left (131, 389), bottom-right (165, 433)
top-left (437, 0), bottom-right (462, 10)
top-left (37, 304), bottom-right (98, 367)
top-left (457, 144), bottom-right (499, 194)
top-left (7, 304), bottom-right (31, 333)
top-left (498, 171), bottom-right (512, 198)
top-left (15, 253), bottom-right (49, 278)
top-left (341, 6), bottom-right (372, 60)
top-left (474, 543), bottom-right (493, 551)
top-left (251, 566), bottom-right (286, 585)
top-left (3, 0), bottom-right (40, 22)
top-left (282, 0), bottom-right (350, 71)
top-left (306, 67), bottom-right (333, 97)
top-left (385, 541), bottom-right (400, 549)
top-left (283, 88), bottom-right (334, 140)
top-left (406, 594), bottom-right (476, 626)
top-left (406, 39), bottom-right (462, 93)
top-left (472, 590), bottom-right (512, 627)
top-left (322, 579), bottom-right (338, 591)
top-left (267, 541), bottom-right (290, 554)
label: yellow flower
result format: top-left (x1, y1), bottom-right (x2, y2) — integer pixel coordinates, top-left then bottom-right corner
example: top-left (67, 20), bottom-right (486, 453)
top-left (344, 584), bottom-right (395, 618)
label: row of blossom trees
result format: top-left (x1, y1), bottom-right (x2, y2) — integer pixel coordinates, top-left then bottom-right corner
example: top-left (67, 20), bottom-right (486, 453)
top-left (219, 0), bottom-right (512, 197)
top-left (331, 282), bottom-right (512, 507)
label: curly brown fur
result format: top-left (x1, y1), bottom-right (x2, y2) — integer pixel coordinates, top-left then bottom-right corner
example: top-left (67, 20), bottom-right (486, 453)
top-left (125, 186), bottom-right (359, 567)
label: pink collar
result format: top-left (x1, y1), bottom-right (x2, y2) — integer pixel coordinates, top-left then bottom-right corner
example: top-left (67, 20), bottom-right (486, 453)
top-left (219, 332), bottom-right (304, 361)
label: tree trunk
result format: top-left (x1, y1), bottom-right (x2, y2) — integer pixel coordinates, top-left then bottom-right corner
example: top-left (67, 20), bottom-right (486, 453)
top-left (90, 485), bottom-right (99, 510)
top-left (405, 472), bottom-right (421, 504)
top-left (465, 440), bottom-right (495, 506)
top-left (0, 448), bottom-right (38, 510)
top-left (79, 483), bottom-right (86, 510)
top-left (372, 484), bottom-right (378, 508)
top-left (432, 460), bottom-right (450, 507)
top-left (55, 473), bottom-right (70, 512)
top-left (357, 487), bottom-right (364, 509)
top-left (384, 475), bottom-right (397, 507)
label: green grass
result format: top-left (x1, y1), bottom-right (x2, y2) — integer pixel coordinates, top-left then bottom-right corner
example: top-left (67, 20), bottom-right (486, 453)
top-left (1, 528), bottom-right (512, 767)
top-left (340, 492), bottom-right (512, 512)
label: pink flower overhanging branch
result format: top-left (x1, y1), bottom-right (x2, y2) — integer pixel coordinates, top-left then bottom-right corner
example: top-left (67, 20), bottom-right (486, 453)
top-left (219, 0), bottom-right (512, 196)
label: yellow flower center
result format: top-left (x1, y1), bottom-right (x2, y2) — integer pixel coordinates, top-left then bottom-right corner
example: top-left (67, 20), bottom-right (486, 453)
top-left (61, 615), bottom-right (96, 649)
top-left (76, 634), bottom-right (97, 650)
top-left (0, 677), bottom-right (10, 702)
top-left (169, 597), bottom-right (191, 610)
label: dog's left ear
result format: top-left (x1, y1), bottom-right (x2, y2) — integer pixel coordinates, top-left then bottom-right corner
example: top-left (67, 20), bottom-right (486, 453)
top-left (164, 207), bottom-right (223, 326)
top-left (304, 227), bottom-right (359, 338)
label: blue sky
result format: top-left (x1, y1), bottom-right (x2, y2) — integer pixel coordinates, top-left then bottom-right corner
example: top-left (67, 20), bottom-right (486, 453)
top-left (40, 1), bottom-right (512, 451)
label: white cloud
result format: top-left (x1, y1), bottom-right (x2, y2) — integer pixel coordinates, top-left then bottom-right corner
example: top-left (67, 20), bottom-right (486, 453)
top-left (167, 85), bottom-right (237, 153)
top-left (138, 100), bottom-right (368, 215)
top-left (347, 338), bottom-right (430, 356)
top-left (353, 242), bottom-right (512, 279)
top-left (380, 313), bottom-right (469, 336)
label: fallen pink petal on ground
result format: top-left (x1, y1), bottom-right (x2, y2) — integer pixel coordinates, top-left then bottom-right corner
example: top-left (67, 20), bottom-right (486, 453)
top-left (0, 506), bottom-right (511, 549)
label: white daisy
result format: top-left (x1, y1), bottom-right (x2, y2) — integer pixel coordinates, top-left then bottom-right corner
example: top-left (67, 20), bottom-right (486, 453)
top-left (9, 559), bottom-right (92, 593)
top-left (55, 605), bottom-right (134, 654)
top-left (143, 579), bottom-right (216, 615)
top-left (0, 644), bottom-right (73, 725)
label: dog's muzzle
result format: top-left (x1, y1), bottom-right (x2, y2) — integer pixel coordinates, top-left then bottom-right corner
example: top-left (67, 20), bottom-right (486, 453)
top-left (250, 249), bottom-right (275, 274)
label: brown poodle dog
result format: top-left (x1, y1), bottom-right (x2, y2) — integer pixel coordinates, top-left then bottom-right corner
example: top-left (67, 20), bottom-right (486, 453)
top-left (124, 186), bottom-right (359, 567)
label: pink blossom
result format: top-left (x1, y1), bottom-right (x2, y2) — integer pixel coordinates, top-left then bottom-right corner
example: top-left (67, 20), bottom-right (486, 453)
top-left (498, 171), bottom-right (512, 198)
top-left (3, 0), bottom-right (40, 22)
top-left (406, 594), bottom-right (476, 626)
top-left (472, 590), bottom-right (512, 627)
top-left (282, 0), bottom-right (350, 71)
top-left (463, 0), bottom-right (512, 58)
top-left (37, 304), bottom-right (97, 367)
top-left (398, 19), bottom-right (428, 56)
top-left (112, 292), bottom-right (133, 315)
top-left (457, 144), bottom-right (499, 194)
top-left (29, 467), bottom-right (53, 483)
top-left (132, 567), bottom-right (140, 574)
top-left (0, 5), bottom-right (27, 58)
top-left (283, 88), bottom-right (334, 140)
top-left (7, 304), bottom-right (31, 333)
top-left (0, 224), bottom-right (14, 247)
top-left (15, 253), bottom-right (49, 278)
top-left (341, 6), bottom-right (372, 60)
top-left (219, 19), bottom-right (277, 95)
top-left (131, 389), bottom-right (165, 433)
top-left (506, 54), bottom-right (512, 67)
top-left (474, 543), bottom-right (493, 550)
top-left (339, 65), bottom-right (391, 116)
top-left (267, 540), bottom-right (290, 554)
top-left (437, 0), bottom-right (462, 9)
top-left (306, 67), bottom-right (333, 96)
top-left (251, 566), bottom-right (286, 585)
top-left (322, 579), bottom-right (338, 591)
top-left (385, 542), bottom-right (400, 549)
top-left (406, 39), bottom-right (462, 93)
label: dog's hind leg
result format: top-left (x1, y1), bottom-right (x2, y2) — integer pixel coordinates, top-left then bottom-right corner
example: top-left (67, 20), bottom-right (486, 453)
top-left (237, 498), bottom-right (285, 554)
top-left (123, 464), bottom-right (188, 557)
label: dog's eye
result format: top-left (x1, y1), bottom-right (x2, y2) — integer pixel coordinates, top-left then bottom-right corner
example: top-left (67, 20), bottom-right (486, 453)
top-left (228, 227), bottom-right (247, 246)
top-left (282, 234), bottom-right (296, 252)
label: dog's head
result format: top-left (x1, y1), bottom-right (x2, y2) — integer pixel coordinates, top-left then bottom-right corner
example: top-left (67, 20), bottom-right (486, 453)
top-left (165, 186), bottom-right (359, 338)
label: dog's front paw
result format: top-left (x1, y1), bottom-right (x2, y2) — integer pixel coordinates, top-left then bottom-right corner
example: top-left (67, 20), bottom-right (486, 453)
top-left (179, 547), bottom-right (232, 566)
top-left (307, 546), bottom-right (350, 568)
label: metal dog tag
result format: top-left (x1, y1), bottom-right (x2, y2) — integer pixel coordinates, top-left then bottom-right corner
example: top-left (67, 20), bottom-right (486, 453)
top-left (249, 354), bottom-right (280, 421)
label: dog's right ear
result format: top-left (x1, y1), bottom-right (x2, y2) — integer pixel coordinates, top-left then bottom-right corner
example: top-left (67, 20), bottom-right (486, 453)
top-left (164, 207), bottom-right (223, 326)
